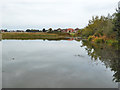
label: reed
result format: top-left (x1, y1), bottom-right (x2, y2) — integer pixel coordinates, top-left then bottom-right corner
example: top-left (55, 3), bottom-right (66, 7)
top-left (2, 32), bottom-right (67, 39)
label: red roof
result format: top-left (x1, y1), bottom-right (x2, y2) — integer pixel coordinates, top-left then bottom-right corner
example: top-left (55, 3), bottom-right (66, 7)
top-left (67, 28), bottom-right (74, 32)
top-left (67, 28), bottom-right (74, 30)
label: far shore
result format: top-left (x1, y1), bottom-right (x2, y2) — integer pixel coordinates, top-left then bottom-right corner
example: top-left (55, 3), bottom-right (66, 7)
top-left (1, 32), bottom-right (71, 39)
top-left (0, 32), bottom-right (85, 41)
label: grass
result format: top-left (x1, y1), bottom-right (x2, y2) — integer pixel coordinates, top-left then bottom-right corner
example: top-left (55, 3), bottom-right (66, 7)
top-left (2, 32), bottom-right (69, 39)
top-left (70, 33), bottom-right (75, 37)
top-left (0, 33), bottom-right (2, 40)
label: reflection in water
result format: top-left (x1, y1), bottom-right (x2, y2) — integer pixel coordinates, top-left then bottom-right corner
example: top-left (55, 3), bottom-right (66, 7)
top-left (74, 54), bottom-right (85, 58)
top-left (2, 40), bottom-right (118, 88)
top-left (81, 40), bottom-right (120, 82)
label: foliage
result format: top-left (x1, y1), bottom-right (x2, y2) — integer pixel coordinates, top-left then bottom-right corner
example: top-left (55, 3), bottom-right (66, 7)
top-left (94, 38), bottom-right (104, 43)
top-left (48, 28), bottom-right (52, 32)
top-left (88, 36), bottom-right (95, 41)
top-left (70, 33), bottom-right (75, 37)
top-left (113, 12), bottom-right (120, 40)
top-left (42, 28), bottom-right (46, 32)
top-left (106, 40), bottom-right (118, 47)
top-left (76, 12), bottom-right (119, 42)
top-left (81, 40), bottom-right (120, 82)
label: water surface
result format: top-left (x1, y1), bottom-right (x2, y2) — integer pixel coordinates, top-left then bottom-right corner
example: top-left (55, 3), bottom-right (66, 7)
top-left (2, 40), bottom-right (118, 88)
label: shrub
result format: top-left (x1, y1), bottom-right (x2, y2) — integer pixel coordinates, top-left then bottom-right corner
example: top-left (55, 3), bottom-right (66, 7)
top-left (94, 33), bottom-right (99, 37)
top-left (111, 41), bottom-right (118, 47)
top-left (94, 38), bottom-right (104, 43)
top-left (88, 36), bottom-right (95, 41)
top-left (106, 40), bottom-right (118, 46)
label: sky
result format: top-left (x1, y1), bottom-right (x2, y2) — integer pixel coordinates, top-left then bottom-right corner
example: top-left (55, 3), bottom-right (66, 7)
top-left (0, 0), bottom-right (119, 30)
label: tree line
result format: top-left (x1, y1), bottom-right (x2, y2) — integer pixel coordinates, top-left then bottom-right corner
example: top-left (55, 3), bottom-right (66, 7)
top-left (75, 10), bottom-right (120, 45)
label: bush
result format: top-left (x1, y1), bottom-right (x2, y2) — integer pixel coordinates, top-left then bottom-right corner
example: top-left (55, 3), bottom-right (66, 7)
top-left (88, 36), bottom-right (95, 41)
top-left (111, 41), bottom-right (118, 47)
top-left (94, 38), bottom-right (104, 43)
top-left (106, 40), bottom-right (118, 46)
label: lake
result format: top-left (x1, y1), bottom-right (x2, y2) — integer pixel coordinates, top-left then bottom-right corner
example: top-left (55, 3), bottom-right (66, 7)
top-left (2, 40), bottom-right (119, 88)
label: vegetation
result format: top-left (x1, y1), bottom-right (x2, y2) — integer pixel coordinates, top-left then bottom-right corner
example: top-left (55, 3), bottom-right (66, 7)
top-left (2, 32), bottom-right (70, 39)
top-left (42, 28), bottom-right (46, 32)
top-left (76, 11), bottom-right (120, 46)
top-left (81, 40), bottom-right (119, 82)
top-left (1, 8), bottom-right (119, 82)
top-left (0, 33), bottom-right (1, 41)
top-left (1, 10), bottom-right (120, 47)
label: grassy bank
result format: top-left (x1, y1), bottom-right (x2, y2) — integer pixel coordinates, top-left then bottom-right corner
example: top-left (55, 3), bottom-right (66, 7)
top-left (2, 32), bottom-right (70, 39)
top-left (0, 33), bottom-right (2, 40)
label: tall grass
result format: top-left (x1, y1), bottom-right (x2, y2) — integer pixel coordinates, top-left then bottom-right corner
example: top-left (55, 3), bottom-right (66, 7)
top-left (2, 32), bottom-right (68, 39)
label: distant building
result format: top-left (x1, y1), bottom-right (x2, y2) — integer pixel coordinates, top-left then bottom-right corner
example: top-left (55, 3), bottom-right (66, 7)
top-left (1, 29), bottom-right (7, 32)
top-left (10, 30), bottom-right (15, 32)
top-left (74, 28), bottom-right (80, 33)
top-left (66, 28), bottom-right (75, 33)
top-left (60, 29), bottom-right (67, 33)
top-left (57, 28), bottom-right (62, 32)
top-left (16, 30), bottom-right (24, 32)
top-left (26, 29), bottom-right (39, 32)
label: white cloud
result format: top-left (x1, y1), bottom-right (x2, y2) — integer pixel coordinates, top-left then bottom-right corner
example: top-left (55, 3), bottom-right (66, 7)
top-left (0, 0), bottom-right (119, 30)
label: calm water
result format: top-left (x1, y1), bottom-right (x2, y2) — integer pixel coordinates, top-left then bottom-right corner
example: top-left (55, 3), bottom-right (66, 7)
top-left (2, 40), bottom-right (118, 88)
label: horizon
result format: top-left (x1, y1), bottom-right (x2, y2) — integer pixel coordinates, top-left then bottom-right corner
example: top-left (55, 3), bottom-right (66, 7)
top-left (0, 0), bottom-right (119, 30)
top-left (0, 27), bottom-right (81, 31)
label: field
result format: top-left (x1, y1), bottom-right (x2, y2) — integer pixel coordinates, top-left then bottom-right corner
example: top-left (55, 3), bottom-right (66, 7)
top-left (0, 33), bottom-right (2, 40)
top-left (2, 32), bottom-right (70, 39)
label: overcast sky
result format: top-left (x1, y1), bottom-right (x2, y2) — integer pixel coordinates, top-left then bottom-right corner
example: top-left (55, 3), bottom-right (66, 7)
top-left (0, 0), bottom-right (119, 30)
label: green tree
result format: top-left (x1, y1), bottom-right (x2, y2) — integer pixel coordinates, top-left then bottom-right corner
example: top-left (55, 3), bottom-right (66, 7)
top-left (42, 28), bottom-right (46, 32)
top-left (113, 11), bottom-right (120, 40)
top-left (48, 28), bottom-right (52, 32)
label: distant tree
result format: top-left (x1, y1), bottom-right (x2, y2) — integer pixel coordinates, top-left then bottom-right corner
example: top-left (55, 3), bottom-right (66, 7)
top-left (113, 11), bottom-right (120, 40)
top-left (57, 28), bottom-right (62, 32)
top-left (26, 29), bottom-right (31, 32)
top-left (48, 28), bottom-right (52, 32)
top-left (42, 28), bottom-right (46, 32)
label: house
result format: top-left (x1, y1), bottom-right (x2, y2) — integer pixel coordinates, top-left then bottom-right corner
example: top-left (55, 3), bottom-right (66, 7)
top-left (62, 29), bottom-right (67, 33)
top-left (16, 30), bottom-right (24, 32)
top-left (74, 28), bottom-right (80, 33)
top-left (26, 29), bottom-right (39, 32)
top-left (66, 28), bottom-right (75, 33)
top-left (1, 29), bottom-right (8, 32)
top-left (57, 28), bottom-right (62, 32)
